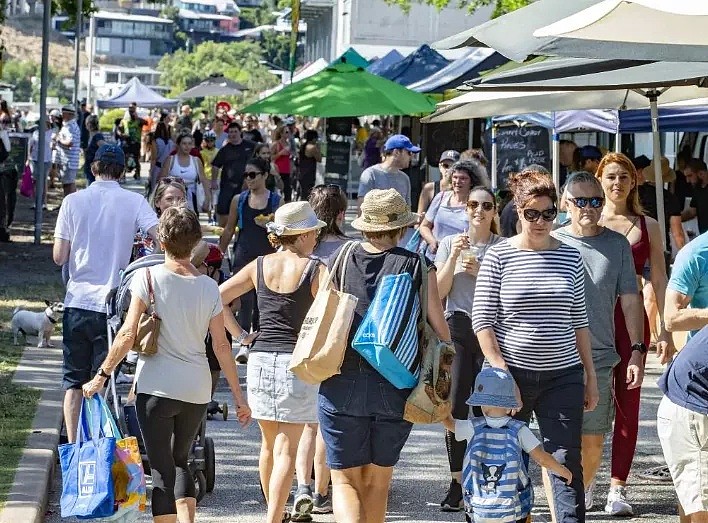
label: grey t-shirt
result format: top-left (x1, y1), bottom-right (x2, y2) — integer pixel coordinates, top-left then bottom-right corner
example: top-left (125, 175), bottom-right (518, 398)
top-left (552, 227), bottom-right (638, 354)
top-left (435, 233), bottom-right (502, 318)
top-left (358, 165), bottom-right (411, 205)
top-left (131, 264), bottom-right (223, 404)
top-left (312, 236), bottom-right (348, 264)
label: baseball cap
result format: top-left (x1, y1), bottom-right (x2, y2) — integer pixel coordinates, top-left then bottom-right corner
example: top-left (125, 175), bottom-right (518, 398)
top-left (384, 134), bottom-right (421, 153)
top-left (49, 109), bottom-right (61, 118)
top-left (94, 144), bottom-right (125, 167)
top-left (439, 150), bottom-right (460, 163)
top-left (578, 145), bottom-right (603, 160)
top-left (467, 367), bottom-right (521, 410)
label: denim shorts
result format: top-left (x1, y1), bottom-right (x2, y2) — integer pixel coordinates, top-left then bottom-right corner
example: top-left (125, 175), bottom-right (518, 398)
top-left (62, 307), bottom-right (108, 390)
top-left (246, 351), bottom-right (318, 423)
top-left (318, 355), bottom-right (414, 470)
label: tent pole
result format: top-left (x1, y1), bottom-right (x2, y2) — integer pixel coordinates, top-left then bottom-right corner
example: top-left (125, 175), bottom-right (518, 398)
top-left (491, 124), bottom-right (498, 190)
top-left (552, 129), bottom-right (560, 191)
top-left (650, 92), bottom-right (667, 250)
top-left (615, 133), bottom-right (622, 153)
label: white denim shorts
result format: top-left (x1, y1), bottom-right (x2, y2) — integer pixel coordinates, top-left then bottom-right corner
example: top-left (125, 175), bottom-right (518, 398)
top-left (246, 351), bottom-right (318, 424)
top-left (657, 395), bottom-right (708, 515)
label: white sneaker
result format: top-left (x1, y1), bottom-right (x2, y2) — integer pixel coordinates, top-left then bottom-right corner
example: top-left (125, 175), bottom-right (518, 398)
top-left (235, 345), bottom-right (249, 364)
top-left (115, 371), bottom-right (133, 384)
top-left (605, 485), bottom-right (633, 516)
top-left (585, 478), bottom-right (596, 511)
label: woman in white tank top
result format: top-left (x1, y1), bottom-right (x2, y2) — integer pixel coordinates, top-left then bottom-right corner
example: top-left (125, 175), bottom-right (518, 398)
top-left (161, 133), bottom-right (210, 213)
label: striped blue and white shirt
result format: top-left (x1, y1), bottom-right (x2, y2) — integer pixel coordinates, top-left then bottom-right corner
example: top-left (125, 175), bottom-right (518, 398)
top-left (58, 119), bottom-right (81, 170)
top-left (471, 239), bottom-right (588, 371)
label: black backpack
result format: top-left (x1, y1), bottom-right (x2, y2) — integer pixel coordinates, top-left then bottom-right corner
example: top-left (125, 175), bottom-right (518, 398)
top-left (0, 136), bottom-right (9, 164)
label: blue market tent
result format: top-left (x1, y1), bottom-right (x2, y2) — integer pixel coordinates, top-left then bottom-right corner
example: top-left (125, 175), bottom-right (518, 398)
top-left (407, 49), bottom-right (509, 93)
top-left (493, 110), bottom-right (619, 133)
top-left (367, 50), bottom-right (404, 76)
top-left (619, 107), bottom-right (708, 133)
top-left (96, 77), bottom-right (178, 109)
top-left (332, 48), bottom-right (369, 69)
top-left (376, 44), bottom-right (450, 86)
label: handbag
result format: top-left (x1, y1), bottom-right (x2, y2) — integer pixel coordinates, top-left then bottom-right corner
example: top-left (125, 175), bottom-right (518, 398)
top-left (404, 252), bottom-right (456, 423)
top-left (59, 396), bottom-right (116, 519)
top-left (351, 258), bottom-right (424, 390)
top-left (20, 164), bottom-right (34, 198)
top-left (288, 241), bottom-right (359, 384)
top-left (133, 268), bottom-right (160, 356)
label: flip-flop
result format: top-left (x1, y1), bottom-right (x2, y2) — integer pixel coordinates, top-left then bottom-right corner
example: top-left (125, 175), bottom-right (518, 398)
top-left (637, 465), bottom-right (672, 482)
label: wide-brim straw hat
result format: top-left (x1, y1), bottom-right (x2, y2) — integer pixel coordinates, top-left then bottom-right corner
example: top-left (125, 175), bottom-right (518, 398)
top-left (351, 188), bottom-right (419, 232)
top-left (266, 201), bottom-right (326, 236)
top-left (647, 157), bottom-right (676, 184)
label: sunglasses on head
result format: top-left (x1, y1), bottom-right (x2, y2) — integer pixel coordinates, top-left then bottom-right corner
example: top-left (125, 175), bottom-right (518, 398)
top-left (467, 200), bottom-right (495, 212)
top-left (523, 207), bottom-right (558, 222)
top-left (245, 170), bottom-right (263, 179)
top-left (161, 176), bottom-right (185, 185)
top-left (568, 196), bottom-right (604, 209)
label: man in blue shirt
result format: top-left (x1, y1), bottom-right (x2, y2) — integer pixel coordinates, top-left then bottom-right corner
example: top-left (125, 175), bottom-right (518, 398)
top-left (665, 231), bottom-right (708, 337)
top-left (656, 326), bottom-right (708, 523)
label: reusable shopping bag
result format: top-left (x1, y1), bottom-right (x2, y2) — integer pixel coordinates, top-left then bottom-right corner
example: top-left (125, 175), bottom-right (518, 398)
top-left (351, 259), bottom-right (423, 389)
top-left (59, 395), bottom-right (116, 519)
top-left (404, 253), bottom-right (455, 423)
top-left (289, 241), bottom-right (359, 384)
top-left (20, 164), bottom-right (34, 198)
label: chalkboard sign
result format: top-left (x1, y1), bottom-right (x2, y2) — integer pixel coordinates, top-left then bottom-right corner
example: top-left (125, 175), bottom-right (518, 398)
top-left (483, 125), bottom-right (550, 189)
top-left (326, 117), bottom-right (353, 137)
top-left (423, 120), bottom-right (469, 167)
top-left (6, 133), bottom-right (29, 174)
top-left (325, 139), bottom-right (350, 177)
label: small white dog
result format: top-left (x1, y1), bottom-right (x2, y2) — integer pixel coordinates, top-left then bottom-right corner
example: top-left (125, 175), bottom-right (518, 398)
top-left (11, 301), bottom-right (65, 348)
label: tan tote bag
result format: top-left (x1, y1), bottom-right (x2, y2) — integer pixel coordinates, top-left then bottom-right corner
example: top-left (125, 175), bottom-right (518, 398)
top-left (289, 241), bottom-right (359, 384)
top-left (404, 253), bottom-right (456, 424)
top-left (133, 267), bottom-right (161, 356)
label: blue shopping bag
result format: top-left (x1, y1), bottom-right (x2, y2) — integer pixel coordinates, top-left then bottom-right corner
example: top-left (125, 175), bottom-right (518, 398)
top-left (352, 272), bottom-right (421, 389)
top-left (59, 395), bottom-right (116, 519)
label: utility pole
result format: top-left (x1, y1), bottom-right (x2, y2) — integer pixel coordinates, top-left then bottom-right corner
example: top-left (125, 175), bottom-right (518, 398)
top-left (73, 0), bottom-right (83, 109)
top-left (35, 0), bottom-right (51, 244)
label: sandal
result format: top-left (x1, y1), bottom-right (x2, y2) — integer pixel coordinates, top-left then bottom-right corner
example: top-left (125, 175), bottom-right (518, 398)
top-left (282, 510), bottom-right (291, 522)
top-left (636, 465), bottom-right (672, 482)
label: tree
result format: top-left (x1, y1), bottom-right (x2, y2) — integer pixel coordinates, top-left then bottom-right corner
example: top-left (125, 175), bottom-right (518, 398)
top-left (385, 0), bottom-right (530, 18)
top-left (158, 41), bottom-right (279, 103)
top-left (260, 30), bottom-right (301, 72)
top-left (1, 59), bottom-right (73, 103)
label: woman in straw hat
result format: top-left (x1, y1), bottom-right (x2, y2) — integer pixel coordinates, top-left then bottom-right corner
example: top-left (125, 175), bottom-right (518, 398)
top-left (219, 201), bottom-right (327, 523)
top-left (318, 188), bottom-right (451, 523)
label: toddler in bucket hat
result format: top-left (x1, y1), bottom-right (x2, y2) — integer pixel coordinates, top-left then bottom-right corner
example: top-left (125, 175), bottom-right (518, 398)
top-left (467, 367), bottom-right (521, 411)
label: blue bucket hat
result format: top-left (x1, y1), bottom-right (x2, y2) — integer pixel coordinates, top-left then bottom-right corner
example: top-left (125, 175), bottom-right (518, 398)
top-left (94, 144), bottom-right (125, 167)
top-left (467, 367), bottom-right (521, 410)
top-left (384, 134), bottom-right (421, 153)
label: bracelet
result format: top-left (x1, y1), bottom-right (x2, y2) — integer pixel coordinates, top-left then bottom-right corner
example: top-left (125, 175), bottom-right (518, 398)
top-left (235, 331), bottom-right (247, 345)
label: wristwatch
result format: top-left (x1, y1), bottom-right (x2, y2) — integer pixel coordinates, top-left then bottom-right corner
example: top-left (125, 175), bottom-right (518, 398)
top-left (631, 342), bottom-right (648, 354)
top-left (97, 368), bottom-right (111, 379)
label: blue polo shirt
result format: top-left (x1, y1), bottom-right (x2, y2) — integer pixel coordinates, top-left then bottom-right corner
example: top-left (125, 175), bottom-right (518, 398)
top-left (658, 325), bottom-right (708, 414)
top-left (668, 231), bottom-right (708, 337)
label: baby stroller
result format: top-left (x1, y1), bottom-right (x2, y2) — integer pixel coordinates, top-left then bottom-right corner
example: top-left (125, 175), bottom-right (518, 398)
top-left (105, 254), bottom-right (217, 501)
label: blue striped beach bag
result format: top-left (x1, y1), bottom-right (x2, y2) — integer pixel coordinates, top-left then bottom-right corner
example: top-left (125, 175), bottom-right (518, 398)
top-left (352, 271), bottom-right (421, 389)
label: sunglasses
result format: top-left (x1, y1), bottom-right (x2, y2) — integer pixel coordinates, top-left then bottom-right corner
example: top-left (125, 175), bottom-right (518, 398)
top-left (245, 170), bottom-right (263, 179)
top-left (523, 207), bottom-right (558, 222)
top-left (440, 162), bottom-right (454, 170)
top-left (160, 176), bottom-right (185, 185)
top-left (467, 200), bottom-right (495, 212)
top-left (568, 196), bottom-right (604, 209)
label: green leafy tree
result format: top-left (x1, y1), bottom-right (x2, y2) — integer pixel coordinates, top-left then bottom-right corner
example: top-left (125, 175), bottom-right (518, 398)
top-left (158, 41), bottom-right (279, 103)
top-left (260, 30), bottom-right (300, 71)
top-left (1, 59), bottom-right (72, 103)
top-left (386, 0), bottom-right (530, 17)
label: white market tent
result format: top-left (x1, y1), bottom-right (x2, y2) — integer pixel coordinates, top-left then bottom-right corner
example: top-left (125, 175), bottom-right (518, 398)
top-left (96, 77), bottom-right (179, 109)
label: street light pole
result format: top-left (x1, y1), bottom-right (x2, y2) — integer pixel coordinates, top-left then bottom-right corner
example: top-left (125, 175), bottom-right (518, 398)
top-left (74, 0), bottom-right (83, 109)
top-left (35, 0), bottom-right (52, 245)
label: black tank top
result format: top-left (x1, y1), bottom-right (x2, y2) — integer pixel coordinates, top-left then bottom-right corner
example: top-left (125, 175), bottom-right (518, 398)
top-left (251, 256), bottom-right (320, 353)
top-left (299, 148), bottom-right (318, 179)
top-left (232, 192), bottom-right (277, 272)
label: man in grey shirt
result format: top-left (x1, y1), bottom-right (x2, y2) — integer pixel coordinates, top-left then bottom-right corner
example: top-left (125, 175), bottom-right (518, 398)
top-left (357, 134), bottom-right (418, 207)
top-left (552, 171), bottom-right (644, 514)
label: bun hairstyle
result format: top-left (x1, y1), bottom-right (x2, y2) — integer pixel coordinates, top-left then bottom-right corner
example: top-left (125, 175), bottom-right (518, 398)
top-left (247, 156), bottom-right (271, 176)
top-left (507, 169), bottom-right (557, 209)
top-left (596, 152), bottom-right (644, 216)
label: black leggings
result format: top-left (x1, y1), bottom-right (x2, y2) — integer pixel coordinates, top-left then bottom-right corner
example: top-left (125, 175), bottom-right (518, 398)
top-left (136, 393), bottom-right (206, 516)
top-left (445, 313), bottom-right (484, 474)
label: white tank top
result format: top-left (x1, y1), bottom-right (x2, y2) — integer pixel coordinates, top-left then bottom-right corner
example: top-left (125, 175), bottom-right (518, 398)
top-left (169, 154), bottom-right (198, 186)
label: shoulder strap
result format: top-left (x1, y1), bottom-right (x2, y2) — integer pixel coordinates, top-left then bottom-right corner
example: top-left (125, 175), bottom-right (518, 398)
top-left (268, 190), bottom-right (280, 210)
top-left (417, 252), bottom-right (428, 328)
top-left (256, 256), bottom-right (264, 289)
top-left (324, 241), bottom-right (357, 291)
top-left (297, 258), bottom-right (318, 288)
top-left (237, 191), bottom-right (250, 230)
top-left (145, 267), bottom-right (156, 314)
top-left (434, 180), bottom-right (440, 194)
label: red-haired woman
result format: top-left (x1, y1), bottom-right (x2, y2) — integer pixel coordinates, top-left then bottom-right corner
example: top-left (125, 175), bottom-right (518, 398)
top-left (471, 169), bottom-right (598, 523)
top-left (595, 153), bottom-right (675, 516)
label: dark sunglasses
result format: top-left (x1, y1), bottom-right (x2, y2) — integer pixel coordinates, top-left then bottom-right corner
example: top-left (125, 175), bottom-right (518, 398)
top-left (467, 200), bottom-right (495, 212)
top-left (245, 170), bottom-right (263, 179)
top-left (523, 207), bottom-right (558, 222)
top-left (440, 162), bottom-right (454, 170)
top-left (568, 196), bottom-right (604, 209)
top-left (160, 176), bottom-right (185, 185)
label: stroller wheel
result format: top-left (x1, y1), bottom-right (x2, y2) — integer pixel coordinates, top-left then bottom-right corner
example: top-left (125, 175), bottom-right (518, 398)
top-left (194, 470), bottom-right (207, 503)
top-left (222, 403), bottom-right (228, 421)
top-left (205, 436), bottom-right (215, 493)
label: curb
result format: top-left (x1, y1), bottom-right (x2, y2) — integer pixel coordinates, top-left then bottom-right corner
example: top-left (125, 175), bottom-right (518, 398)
top-left (0, 340), bottom-right (64, 523)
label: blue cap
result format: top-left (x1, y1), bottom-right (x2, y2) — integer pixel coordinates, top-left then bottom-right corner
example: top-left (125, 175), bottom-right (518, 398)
top-left (384, 134), bottom-right (421, 153)
top-left (467, 367), bottom-right (521, 410)
top-left (94, 144), bottom-right (125, 167)
top-left (578, 145), bottom-right (603, 160)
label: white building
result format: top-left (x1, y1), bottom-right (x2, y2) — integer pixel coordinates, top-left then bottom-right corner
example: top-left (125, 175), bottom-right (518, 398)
top-left (300, 0), bottom-right (492, 62)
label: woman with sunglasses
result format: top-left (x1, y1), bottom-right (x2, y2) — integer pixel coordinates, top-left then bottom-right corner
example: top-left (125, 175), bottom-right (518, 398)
top-left (471, 169), bottom-right (599, 523)
top-left (434, 186), bottom-right (502, 512)
top-left (594, 153), bottom-right (675, 516)
top-left (219, 157), bottom-right (282, 359)
top-left (160, 133), bottom-right (211, 215)
top-left (418, 160), bottom-right (488, 256)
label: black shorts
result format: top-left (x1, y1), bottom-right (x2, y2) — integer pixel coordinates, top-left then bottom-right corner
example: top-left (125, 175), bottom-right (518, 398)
top-left (62, 307), bottom-right (108, 389)
top-left (217, 184), bottom-right (239, 216)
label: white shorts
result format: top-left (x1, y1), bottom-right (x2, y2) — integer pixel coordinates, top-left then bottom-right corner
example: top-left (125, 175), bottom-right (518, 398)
top-left (657, 395), bottom-right (708, 515)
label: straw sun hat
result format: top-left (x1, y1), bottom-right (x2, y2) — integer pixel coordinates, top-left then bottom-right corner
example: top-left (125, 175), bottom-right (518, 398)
top-left (351, 189), bottom-right (419, 232)
top-left (266, 201), bottom-right (326, 236)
